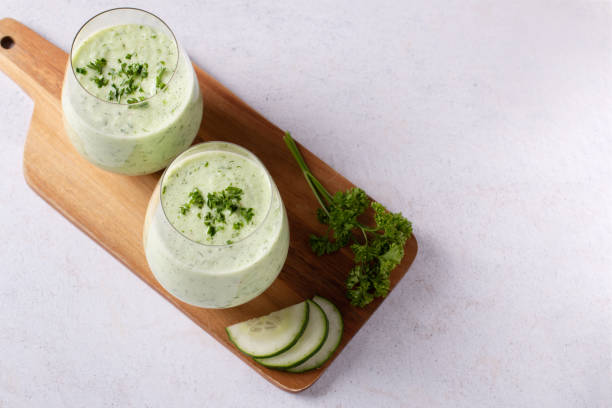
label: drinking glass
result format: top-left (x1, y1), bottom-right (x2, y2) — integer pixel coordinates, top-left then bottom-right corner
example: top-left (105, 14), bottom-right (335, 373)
top-left (61, 8), bottom-right (203, 175)
top-left (143, 142), bottom-right (290, 308)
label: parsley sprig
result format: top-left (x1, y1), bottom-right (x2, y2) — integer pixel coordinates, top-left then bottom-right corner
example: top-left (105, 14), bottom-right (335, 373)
top-left (179, 186), bottom-right (255, 239)
top-left (284, 132), bottom-right (413, 307)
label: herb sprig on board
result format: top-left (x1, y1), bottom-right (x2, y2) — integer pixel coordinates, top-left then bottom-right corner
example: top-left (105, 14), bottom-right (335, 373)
top-left (284, 132), bottom-right (412, 307)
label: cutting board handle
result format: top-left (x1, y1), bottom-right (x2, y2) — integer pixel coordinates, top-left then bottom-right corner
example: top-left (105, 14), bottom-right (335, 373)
top-left (0, 18), bottom-right (66, 101)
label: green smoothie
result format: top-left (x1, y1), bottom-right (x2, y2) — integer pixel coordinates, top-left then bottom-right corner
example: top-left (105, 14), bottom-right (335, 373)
top-left (62, 23), bottom-right (202, 175)
top-left (143, 142), bottom-right (290, 308)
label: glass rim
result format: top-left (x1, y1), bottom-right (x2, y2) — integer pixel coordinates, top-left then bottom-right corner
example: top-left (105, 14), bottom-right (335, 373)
top-left (158, 141), bottom-right (276, 248)
top-left (68, 7), bottom-right (180, 106)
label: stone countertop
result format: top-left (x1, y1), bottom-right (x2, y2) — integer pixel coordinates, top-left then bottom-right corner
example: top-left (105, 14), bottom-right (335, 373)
top-left (1, 1), bottom-right (610, 407)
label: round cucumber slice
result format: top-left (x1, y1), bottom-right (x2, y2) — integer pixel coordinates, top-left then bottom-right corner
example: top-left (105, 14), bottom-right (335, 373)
top-left (226, 301), bottom-right (309, 358)
top-left (287, 296), bottom-right (343, 373)
top-left (254, 300), bottom-right (328, 369)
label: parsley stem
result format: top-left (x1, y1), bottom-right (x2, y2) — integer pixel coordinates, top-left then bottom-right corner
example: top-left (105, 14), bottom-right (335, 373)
top-left (284, 132), bottom-right (332, 215)
top-left (307, 172), bottom-right (333, 204)
top-left (357, 224), bottom-right (379, 232)
top-left (360, 226), bottom-right (368, 245)
top-left (284, 133), bottom-right (384, 238)
top-left (283, 132), bottom-right (309, 173)
top-left (305, 173), bottom-right (330, 216)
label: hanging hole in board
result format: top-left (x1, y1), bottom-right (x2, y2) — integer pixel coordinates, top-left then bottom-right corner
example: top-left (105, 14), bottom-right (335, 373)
top-left (1, 36), bottom-right (15, 49)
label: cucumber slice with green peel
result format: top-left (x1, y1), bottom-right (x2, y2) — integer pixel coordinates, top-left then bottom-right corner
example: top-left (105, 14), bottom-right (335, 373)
top-left (226, 301), bottom-right (309, 358)
top-left (254, 300), bottom-right (329, 369)
top-left (287, 296), bottom-right (344, 373)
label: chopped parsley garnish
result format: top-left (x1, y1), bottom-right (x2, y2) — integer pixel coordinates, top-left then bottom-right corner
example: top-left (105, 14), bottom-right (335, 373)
top-left (91, 75), bottom-right (108, 88)
top-left (179, 204), bottom-right (190, 215)
top-left (156, 64), bottom-right (167, 90)
top-left (179, 186), bottom-right (255, 239)
top-left (108, 84), bottom-right (123, 101)
top-left (126, 96), bottom-right (147, 104)
top-left (240, 207), bottom-right (255, 222)
top-left (207, 186), bottom-right (243, 214)
top-left (284, 132), bottom-right (413, 308)
top-left (188, 188), bottom-right (205, 209)
top-left (78, 53), bottom-right (164, 105)
top-left (107, 57), bottom-right (149, 102)
top-left (87, 58), bottom-right (107, 75)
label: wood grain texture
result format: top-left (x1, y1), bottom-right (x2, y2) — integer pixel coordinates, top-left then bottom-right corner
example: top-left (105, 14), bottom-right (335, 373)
top-left (0, 18), bottom-right (418, 392)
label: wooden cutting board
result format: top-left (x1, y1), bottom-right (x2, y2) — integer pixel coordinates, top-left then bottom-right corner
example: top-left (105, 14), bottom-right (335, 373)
top-left (0, 18), bottom-right (418, 392)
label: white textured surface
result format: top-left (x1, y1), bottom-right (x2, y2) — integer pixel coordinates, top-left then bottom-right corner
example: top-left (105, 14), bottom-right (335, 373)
top-left (1, 1), bottom-right (611, 407)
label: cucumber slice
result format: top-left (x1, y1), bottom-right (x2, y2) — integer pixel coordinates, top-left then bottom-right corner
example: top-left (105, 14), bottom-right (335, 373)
top-left (254, 300), bottom-right (328, 369)
top-left (226, 301), bottom-right (308, 358)
top-left (287, 296), bottom-right (344, 373)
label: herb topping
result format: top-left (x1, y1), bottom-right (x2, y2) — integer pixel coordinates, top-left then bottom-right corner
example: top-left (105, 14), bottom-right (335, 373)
top-left (86, 58), bottom-right (107, 74)
top-left (77, 53), bottom-right (167, 104)
top-left (178, 185), bottom-right (255, 240)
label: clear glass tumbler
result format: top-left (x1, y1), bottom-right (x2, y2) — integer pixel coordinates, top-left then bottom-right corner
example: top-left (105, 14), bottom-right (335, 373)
top-left (143, 142), bottom-right (290, 308)
top-left (61, 8), bottom-right (203, 175)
